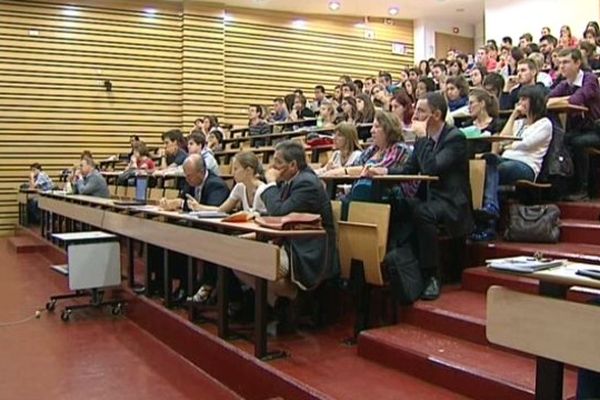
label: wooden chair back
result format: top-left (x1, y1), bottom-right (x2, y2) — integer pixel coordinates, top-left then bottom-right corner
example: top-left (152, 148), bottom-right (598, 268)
top-left (470, 159), bottom-right (486, 209)
top-left (337, 202), bottom-right (390, 286)
top-left (487, 286), bottom-right (600, 373)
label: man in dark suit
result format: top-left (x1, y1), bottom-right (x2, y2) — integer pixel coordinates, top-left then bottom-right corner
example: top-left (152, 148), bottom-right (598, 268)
top-left (365, 92), bottom-right (473, 300)
top-left (261, 140), bottom-right (337, 305)
top-left (155, 154), bottom-right (230, 304)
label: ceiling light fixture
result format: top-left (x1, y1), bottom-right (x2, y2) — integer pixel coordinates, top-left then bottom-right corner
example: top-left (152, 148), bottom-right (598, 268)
top-left (388, 6), bottom-right (399, 16)
top-left (328, 1), bottom-right (341, 12)
top-left (292, 19), bottom-right (307, 29)
top-left (62, 6), bottom-right (79, 16)
top-left (143, 7), bottom-right (157, 14)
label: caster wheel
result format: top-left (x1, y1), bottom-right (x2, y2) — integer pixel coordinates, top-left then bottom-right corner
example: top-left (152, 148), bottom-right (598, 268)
top-left (46, 300), bottom-right (56, 311)
top-left (111, 303), bottom-right (122, 316)
top-left (60, 310), bottom-right (71, 321)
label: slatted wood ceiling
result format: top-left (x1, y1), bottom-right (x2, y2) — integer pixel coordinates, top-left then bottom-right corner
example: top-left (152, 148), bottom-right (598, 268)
top-left (0, 0), bottom-right (413, 236)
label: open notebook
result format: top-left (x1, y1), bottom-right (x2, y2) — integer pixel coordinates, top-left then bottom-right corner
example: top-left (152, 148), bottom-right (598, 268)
top-left (486, 256), bottom-right (566, 273)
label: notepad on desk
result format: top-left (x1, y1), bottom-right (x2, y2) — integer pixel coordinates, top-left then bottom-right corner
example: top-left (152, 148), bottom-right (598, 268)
top-left (486, 256), bottom-right (566, 273)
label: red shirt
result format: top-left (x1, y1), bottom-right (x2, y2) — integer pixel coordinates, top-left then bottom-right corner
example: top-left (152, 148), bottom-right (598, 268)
top-left (136, 157), bottom-right (155, 171)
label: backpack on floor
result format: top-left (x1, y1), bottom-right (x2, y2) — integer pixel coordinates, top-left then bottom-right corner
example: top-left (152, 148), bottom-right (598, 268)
top-left (383, 244), bottom-right (424, 305)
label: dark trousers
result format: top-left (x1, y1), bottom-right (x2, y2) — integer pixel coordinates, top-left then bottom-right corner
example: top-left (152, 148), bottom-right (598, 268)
top-left (407, 199), bottom-right (446, 280)
top-left (566, 130), bottom-right (600, 192)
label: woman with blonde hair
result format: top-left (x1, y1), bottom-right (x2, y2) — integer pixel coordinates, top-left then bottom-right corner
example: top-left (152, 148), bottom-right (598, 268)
top-left (316, 122), bottom-right (362, 175)
top-left (319, 102), bottom-right (337, 129)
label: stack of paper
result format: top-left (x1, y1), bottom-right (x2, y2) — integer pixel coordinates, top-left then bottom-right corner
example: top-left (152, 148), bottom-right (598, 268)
top-left (486, 256), bottom-right (566, 273)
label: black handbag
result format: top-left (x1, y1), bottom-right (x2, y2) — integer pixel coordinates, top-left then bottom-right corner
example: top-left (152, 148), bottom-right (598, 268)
top-left (383, 244), bottom-right (424, 305)
top-left (504, 204), bottom-right (561, 243)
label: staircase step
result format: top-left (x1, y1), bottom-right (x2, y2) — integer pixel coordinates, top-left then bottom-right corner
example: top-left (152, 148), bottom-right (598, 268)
top-left (401, 291), bottom-right (487, 345)
top-left (558, 201), bottom-right (600, 220)
top-left (7, 235), bottom-right (47, 253)
top-left (462, 267), bottom-right (600, 303)
top-left (469, 240), bottom-right (600, 267)
top-left (561, 219), bottom-right (600, 245)
top-left (358, 324), bottom-right (577, 400)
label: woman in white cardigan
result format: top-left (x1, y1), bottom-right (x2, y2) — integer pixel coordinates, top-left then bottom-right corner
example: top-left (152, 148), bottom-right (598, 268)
top-left (473, 85), bottom-right (552, 240)
top-left (316, 122), bottom-right (362, 176)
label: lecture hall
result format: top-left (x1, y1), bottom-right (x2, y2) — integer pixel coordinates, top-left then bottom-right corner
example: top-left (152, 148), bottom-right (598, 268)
top-left (3, 0), bottom-right (600, 398)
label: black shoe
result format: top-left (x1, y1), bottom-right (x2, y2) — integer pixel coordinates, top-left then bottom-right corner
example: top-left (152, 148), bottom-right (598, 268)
top-left (420, 277), bottom-right (441, 301)
top-left (171, 288), bottom-right (187, 305)
top-left (565, 191), bottom-right (589, 202)
top-left (271, 297), bottom-right (297, 335)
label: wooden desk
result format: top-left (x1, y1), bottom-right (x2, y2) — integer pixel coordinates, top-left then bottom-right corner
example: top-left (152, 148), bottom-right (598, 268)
top-left (229, 118), bottom-right (318, 136)
top-left (320, 174), bottom-right (439, 200)
top-left (547, 103), bottom-right (589, 128)
top-left (38, 192), bottom-right (324, 359)
top-left (487, 262), bottom-right (600, 400)
top-left (467, 135), bottom-right (522, 143)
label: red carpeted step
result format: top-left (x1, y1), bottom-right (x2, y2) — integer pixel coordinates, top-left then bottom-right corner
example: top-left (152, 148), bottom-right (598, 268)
top-left (7, 235), bottom-right (47, 253)
top-left (469, 240), bottom-right (600, 267)
top-left (558, 201), bottom-right (600, 220)
top-left (560, 219), bottom-right (600, 245)
top-left (358, 324), bottom-right (577, 400)
top-left (400, 291), bottom-right (487, 345)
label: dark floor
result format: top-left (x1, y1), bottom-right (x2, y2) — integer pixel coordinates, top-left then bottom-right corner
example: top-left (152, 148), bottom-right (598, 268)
top-left (0, 239), bottom-right (240, 400)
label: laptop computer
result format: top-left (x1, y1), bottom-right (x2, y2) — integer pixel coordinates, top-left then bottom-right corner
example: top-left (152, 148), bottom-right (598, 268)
top-left (114, 176), bottom-right (148, 206)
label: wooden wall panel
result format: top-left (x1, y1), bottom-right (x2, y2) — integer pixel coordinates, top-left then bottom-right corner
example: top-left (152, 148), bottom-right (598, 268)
top-left (0, 0), bottom-right (414, 236)
top-left (223, 9), bottom-right (413, 124)
top-left (0, 0), bottom-right (183, 235)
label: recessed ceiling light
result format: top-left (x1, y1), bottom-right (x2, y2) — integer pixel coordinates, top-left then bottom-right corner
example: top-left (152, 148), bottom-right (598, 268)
top-left (144, 7), bottom-right (157, 14)
top-left (388, 6), bottom-right (399, 16)
top-left (292, 19), bottom-right (307, 29)
top-left (223, 13), bottom-right (234, 21)
top-left (328, 1), bottom-right (341, 12)
top-left (354, 23), bottom-right (366, 29)
top-left (62, 6), bottom-right (79, 16)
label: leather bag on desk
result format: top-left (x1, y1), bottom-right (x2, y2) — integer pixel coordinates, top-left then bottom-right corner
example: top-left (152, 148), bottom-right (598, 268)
top-left (504, 204), bottom-right (560, 243)
top-left (255, 213), bottom-right (322, 230)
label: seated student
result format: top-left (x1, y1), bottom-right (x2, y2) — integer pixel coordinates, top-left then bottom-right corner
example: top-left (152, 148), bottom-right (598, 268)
top-left (71, 156), bottom-right (110, 198)
top-left (355, 93), bottom-right (375, 124)
top-left (130, 142), bottom-right (156, 172)
top-left (470, 65), bottom-right (487, 88)
top-left (311, 85), bottom-right (326, 112)
top-left (445, 76), bottom-right (470, 113)
top-left (415, 77), bottom-right (436, 100)
top-left (155, 129), bottom-right (188, 175)
top-left (371, 84), bottom-right (391, 110)
top-left (462, 89), bottom-right (503, 153)
top-left (207, 129), bottom-right (224, 153)
top-left (390, 90), bottom-right (415, 131)
top-left (119, 141), bottom-right (156, 185)
top-left (431, 63), bottom-right (448, 91)
top-left (288, 94), bottom-right (315, 121)
top-left (528, 52), bottom-right (554, 88)
top-left (26, 163), bottom-right (54, 223)
top-left (187, 131), bottom-right (219, 176)
top-left (29, 163), bottom-right (53, 191)
top-left (257, 140), bottom-right (337, 310)
top-left (248, 104), bottom-right (271, 147)
top-left (540, 34), bottom-right (558, 68)
top-left (191, 118), bottom-right (203, 135)
top-left (364, 92), bottom-right (473, 300)
top-left (340, 96), bottom-right (358, 124)
top-left (448, 60), bottom-right (463, 77)
top-left (579, 41), bottom-right (600, 70)
top-left (363, 76), bottom-right (377, 95)
top-left (500, 58), bottom-right (546, 110)
top-left (549, 48), bottom-right (600, 200)
top-left (187, 151), bottom-right (269, 215)
top-left (473, 86), bottom-right (552, 240)
top-left (158, 154), bottom-right (230, 303)
top-left (378, 70), bottom-right (396, 94)
top-left (341, 82), bottom-right (358, 98)
top-left (519, 33), bottom-right (533, 50)
top-left (559, 25), bottom-right (578, 49)
top-left (271, 97), bottom-right (289, 122)
top-left (318, 102), bottom-right (337, 129)
top-left (402, 78), bottom-right (418, 104)
top-left (127, 135), bottom-right (141, 159)
top-left (201, 116), bottom-right (219, 136)
top-left (483, 72), bottom-right (505, 99)
top-left (316, 122), bottom-right (362, 176)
